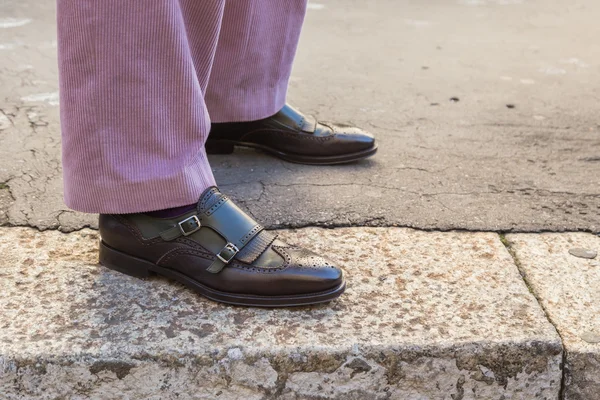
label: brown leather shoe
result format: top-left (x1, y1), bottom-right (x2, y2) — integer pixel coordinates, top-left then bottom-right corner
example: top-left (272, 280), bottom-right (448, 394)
top-left (207, 104), bottom-right (377, 165)
top-left (98, 187), bottom-right (345, 307)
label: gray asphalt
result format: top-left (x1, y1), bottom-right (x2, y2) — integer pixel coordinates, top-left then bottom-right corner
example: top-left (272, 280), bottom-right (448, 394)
top-left (1, 0), bottom-right (599, 232)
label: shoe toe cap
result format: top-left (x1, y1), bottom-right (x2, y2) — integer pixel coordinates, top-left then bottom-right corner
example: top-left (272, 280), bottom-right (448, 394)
top-left (324, 123), bottom-right (377, 153)
top-left (281, 247), bottom-right (345, 293)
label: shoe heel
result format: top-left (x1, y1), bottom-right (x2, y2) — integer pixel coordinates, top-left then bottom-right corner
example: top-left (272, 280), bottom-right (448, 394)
top-left (206, 140), bottom-right (235, 154)
top-left (99, 241), bottom-right (154, 279)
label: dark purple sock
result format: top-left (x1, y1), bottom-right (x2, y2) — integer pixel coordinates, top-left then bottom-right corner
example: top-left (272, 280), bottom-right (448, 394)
top-left (145, 203), bottom-right (197, 218)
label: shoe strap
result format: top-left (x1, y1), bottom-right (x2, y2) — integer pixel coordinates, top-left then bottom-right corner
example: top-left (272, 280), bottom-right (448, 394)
top-left (273, 104), bottom-right (317, 133)
top-left (158, 195), bottom-right (265, 273)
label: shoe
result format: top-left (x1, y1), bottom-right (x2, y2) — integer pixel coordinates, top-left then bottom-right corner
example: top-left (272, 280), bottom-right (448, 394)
top-left (207, 104), bottom-right (377, 165)
top-left (98, 187), bottom-right (346, 307)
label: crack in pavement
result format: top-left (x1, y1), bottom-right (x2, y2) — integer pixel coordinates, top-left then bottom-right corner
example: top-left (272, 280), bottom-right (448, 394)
top-left (498, 234), bottom-right (568, 399)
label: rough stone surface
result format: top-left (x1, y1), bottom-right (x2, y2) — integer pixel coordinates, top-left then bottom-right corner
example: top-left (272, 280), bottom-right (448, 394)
top-left (0, 227), bottom-right (562, 399)
top-left (507, 232), bottom-right (600, 400)
top-left (1, 0), bottom-right (600, 232)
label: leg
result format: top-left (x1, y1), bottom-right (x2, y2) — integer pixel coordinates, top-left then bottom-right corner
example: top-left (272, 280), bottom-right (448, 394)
top-left (204, 0), bottom-right (377, 164)
top-left (58, 0), bottom-right (224, 213)
top-left (58, 0), bottom-right (346, 307)
top-left (205, 0), bottom-right (308, 122)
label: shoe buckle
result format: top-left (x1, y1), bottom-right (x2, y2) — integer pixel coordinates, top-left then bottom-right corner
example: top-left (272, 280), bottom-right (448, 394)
top-left (178, 215), bottom-right (201, 236)
top-left (216, 242), bottom-right (239, 264)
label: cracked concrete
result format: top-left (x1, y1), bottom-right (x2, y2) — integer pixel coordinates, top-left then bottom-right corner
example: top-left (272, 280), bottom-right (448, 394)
top-left (1, 0), bottom-right (599, 233)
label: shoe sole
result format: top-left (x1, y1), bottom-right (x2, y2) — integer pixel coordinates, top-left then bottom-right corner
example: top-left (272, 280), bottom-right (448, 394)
top-left (206, 139), bottom-right (378, 165)
top-left (99, 241), bottom-right (346, 308)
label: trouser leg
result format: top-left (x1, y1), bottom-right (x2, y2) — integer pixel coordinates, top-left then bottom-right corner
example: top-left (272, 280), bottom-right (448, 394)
top-left (57, 0), bottom-right (224, 213)
top-left (204, 0), bottom-right (308, 123)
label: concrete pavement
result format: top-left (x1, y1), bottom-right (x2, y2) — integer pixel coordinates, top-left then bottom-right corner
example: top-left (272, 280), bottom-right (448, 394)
top-left (1, 0), bottom-right (599, 232)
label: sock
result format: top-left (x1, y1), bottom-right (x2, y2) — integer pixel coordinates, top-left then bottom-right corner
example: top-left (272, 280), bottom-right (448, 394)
top-left (145, 203), bottom-right (196, 218)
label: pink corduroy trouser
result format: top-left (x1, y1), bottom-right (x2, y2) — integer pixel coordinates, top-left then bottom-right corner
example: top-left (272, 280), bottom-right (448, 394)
top-left (57, 0), bottom-right (307, 213)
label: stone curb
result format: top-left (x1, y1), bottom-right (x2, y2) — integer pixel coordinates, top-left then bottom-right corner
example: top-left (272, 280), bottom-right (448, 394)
top-left (0, 227), bottom-right (564, 399)
top-left (507, 233), bottom-right (600, 400)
